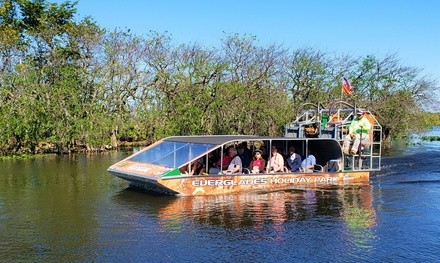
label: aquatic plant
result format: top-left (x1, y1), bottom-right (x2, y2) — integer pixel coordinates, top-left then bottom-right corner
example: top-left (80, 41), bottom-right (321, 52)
top-left (420, 136), bottom-right (440, 141)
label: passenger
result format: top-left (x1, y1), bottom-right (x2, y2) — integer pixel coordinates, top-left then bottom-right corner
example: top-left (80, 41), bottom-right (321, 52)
top-left (209, 147), bottom-right (232, 174)
top-left (300, 149), bottom-right (316, 173)
top-left (287, 146), bottom-right (302, 172)
top-left (259, 145), bottom-right (269, 160)
top-left (249, 149), bottom-right (266, 174)
top-left (180, 158), bottom-right (202, 175)
top-left (343, 109), bottom-right (372, 155)
top-left (238, 142), bottom-right (252, 168)
top-left (268, 146), bottom-right (284, 173)
top-left (223, 147), bottom-right (242, 174)
top-left (199, 151), bottom-right (218, 175)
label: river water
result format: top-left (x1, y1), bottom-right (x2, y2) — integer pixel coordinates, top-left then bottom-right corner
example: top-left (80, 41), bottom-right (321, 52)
top-left (1, 127), bottom-right (440, 262)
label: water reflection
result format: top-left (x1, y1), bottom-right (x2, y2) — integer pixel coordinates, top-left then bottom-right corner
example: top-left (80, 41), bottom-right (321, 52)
top-left (114, 186), bottom-right (377, 247)
top-left (0, 153), bottom-right (128, 262)
top-left (164, 188), bottom-right (373, 228)
top-left (1, 129), bottom-right (439, 262)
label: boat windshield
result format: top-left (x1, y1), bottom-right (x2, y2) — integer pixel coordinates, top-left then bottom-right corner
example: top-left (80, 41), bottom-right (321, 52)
top-left (129, 141), bottom-right (216, 168)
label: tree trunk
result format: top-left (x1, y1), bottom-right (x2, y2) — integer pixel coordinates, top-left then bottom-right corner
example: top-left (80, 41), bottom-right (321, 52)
top-left (111, 126), bottom-right (118, 148)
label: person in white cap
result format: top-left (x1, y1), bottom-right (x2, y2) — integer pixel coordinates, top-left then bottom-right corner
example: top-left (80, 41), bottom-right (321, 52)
top-left (343, 109), bottom-right (372, 155)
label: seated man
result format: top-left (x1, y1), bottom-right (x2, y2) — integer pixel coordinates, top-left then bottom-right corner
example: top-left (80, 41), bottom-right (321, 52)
top-left (343, 109), bottom-right (372, 155)
top-left (223, 147), bottom-right (242, 174)
top-left (300, 149), bottom-right (316, 173)
top-left (287, 146), bottom-right (301, 172)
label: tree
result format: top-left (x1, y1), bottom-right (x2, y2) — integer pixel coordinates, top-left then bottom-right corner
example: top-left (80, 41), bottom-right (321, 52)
top-left (282, 48), bottom-right (332, 106)
top-left (1, 2), bottom-right (439, 154)
top-left (350, 54), bottom-right (435, 139)
top-left (0, 0), bottom-right (105, 153)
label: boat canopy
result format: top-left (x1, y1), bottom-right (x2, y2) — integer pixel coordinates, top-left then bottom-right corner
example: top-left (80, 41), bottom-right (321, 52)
top-left (163, 135), bottom-right (262, 145)
top-left (130, 140), bottom-right (217, 168)
top-left (127, 136), bottom-right (344, 175)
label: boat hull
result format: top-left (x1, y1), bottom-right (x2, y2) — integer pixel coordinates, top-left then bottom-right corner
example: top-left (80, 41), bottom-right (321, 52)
top-left (110, 170), bottom-right (370, 196)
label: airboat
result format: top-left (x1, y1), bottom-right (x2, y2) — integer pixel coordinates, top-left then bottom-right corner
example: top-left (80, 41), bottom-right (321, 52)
top-left (108, 101), bottom-right (382, 196)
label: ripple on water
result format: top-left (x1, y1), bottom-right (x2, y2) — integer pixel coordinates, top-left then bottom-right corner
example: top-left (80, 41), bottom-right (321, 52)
top-left (1, 136), bottom-right (440, 262)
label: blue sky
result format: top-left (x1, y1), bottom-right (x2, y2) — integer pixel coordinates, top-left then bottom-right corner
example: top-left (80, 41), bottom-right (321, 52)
top-left (53, 0), bottom-right (439, 82)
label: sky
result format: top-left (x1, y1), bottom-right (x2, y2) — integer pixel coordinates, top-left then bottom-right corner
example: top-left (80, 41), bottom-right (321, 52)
top-left (52, 0), bottom-right (440, 83)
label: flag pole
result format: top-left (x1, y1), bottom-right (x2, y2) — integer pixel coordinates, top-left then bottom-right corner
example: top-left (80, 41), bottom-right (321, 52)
top-left (340, 82), bottom-right (343, 101)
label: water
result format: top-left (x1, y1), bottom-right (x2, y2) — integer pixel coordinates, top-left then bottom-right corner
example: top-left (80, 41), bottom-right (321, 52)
top-left (1, 128), bottom-right (440, 262)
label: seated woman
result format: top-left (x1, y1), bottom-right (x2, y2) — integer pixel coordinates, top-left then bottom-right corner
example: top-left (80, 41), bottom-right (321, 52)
top-left (268, 146), bottom-right (284, 173)
top-left (249, 149), bottom-right (266, 174)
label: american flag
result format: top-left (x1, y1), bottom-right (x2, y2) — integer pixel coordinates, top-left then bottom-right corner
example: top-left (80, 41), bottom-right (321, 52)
top-left (342, 77), bottom-right (353, 95)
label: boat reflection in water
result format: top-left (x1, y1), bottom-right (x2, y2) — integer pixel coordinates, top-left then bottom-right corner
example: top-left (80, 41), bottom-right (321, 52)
top-left (156, 186), bottom-right (376, 243)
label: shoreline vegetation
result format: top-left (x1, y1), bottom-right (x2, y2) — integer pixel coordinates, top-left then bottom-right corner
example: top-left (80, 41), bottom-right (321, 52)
top-left (3, 133), bottom-right (440, 160)
top-left (420, 136), bottom-right (440, 142)
top-left (1, 0), bottom-right (440, 157)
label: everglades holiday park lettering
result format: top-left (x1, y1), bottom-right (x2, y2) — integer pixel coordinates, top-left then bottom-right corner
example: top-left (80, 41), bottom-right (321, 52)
top-left (191, 177), bottom-right (338, 187)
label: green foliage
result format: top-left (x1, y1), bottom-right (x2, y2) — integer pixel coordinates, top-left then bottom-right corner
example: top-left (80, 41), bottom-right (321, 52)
top-left (417, 112), bottom-right (440, 128)
top-left (0, 0), bottom-right (439, 155)
top-left (421, 136), bottom-right (440, 141)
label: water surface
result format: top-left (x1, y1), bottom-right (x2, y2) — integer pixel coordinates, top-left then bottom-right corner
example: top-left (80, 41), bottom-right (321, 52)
top-left (1, 129), bottom-right (440, 262)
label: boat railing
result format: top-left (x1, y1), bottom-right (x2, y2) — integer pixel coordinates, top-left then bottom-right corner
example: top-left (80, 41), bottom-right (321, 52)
top-left (285, 101), bottom-right (382, 172)
top-left (338, 116), bottom-right (382, 171)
